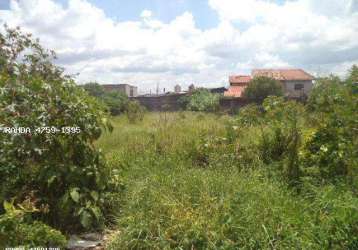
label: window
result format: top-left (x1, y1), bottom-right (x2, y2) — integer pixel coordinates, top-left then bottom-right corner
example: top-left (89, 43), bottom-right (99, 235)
top-left (294, 83), bottom-right (304, 90)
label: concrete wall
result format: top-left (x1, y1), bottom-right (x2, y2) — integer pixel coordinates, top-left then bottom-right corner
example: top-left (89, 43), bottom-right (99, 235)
top-left (133, 94), bottom-right (250, 112)
top-left (283, 80), bottom-right (313, 98)
top-left (219, 98), bottom-right (250, 113)
top-left (132, 94), bottom-right (186, 111)
top-left (129, 86), bottom-right (138, 97)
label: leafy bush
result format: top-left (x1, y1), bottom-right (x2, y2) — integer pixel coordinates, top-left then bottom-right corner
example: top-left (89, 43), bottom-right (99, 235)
top-left (346, 64), bottom-right (358, 86)
top-left (0, 199), bottom-right (66, 249)
top-left (83, 82), bottom-right (129, 116)
top-left (188, 135), bottom-right (236, 168)
top-left (82, 82), bottom-right (106, 98)
top-left (103, 90), bottom-right (129, 116)
top-left (304, 77), bottom-right (357, 185)
top-left (181, 89), bottom-right (220, 112)
top-left (126, 100), bottom-right (146, 123)
top-left (235, 103), bottom-right (263, 127)
top-left (307, 76), bottom-right (347, 115)
top-left (243, 76), bottom-right (283, 102)
top-left (256, 97), bottom-right (305, 186)
top-left (0, 26), bottom-right (116, 231)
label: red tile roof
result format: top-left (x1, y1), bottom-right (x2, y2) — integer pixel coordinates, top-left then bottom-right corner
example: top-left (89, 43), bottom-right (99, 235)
top-left (229, 75), bottom-right (252, 85)
top-left (224, 86), bottom-right (247, 97)
top-left (252, 69), bottom-right (314, 81)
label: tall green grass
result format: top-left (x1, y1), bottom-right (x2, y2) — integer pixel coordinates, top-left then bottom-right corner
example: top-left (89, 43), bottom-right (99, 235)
top-left (96, 112), bottom-right (357, 250)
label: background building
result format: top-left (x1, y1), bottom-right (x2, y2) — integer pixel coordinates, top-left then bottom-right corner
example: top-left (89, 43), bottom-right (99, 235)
top-left (224, 75), bottom-right (251, 97)
top-left (252, 69), bottom-right (314, 98)
top-left (174, 84), bottom-right (182, 93)
top-left (225, 69), bottom-right (314, 98)
top-left (102, 84), bottom-right (138, 97)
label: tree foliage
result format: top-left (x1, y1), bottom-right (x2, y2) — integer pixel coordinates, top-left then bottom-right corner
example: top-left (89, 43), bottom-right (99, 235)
top-left (304, 75), bottom-right (357, 185)
top-left (82, 82), bottom-right (105, 98)
top-left (346, 64), bottom-right (358, 94)
top-left (0, 25), bottom-right (117, 231)
top-left (103, 90), bottom-right (129, 116)
top-left (347, 64), bottom-right (358, 84)
top-left (126, 100), bottom-right (146, 123)
top-left (0, 198), bottom-right (67, 248)
top-left (243, 76), bottom-right (283, 101)
top-left (180, 89), bottom-right (220, 112)
top-left (82, 82), bottom-right (129, 116)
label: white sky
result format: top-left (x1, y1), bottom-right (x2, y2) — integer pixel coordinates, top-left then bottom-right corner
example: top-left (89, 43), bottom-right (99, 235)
top-left (1, 0), bottom-right (358, 93)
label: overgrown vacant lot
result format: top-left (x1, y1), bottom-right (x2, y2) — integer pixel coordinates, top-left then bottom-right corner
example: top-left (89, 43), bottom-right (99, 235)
top-left (97, 112), bottom-right (357, 250)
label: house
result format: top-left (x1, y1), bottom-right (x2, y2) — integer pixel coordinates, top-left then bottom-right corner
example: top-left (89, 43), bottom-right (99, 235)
top-left (252, 69), bottom-right (314, 98)
top-left (224, 69), bottom-right (314, 98)
top-left (102, 84), bottom-right (138, 97)
top-left (224, 75), bottom-right (251, 97)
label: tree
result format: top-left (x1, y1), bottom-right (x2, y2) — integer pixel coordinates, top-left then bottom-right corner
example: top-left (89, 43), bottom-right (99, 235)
top-left (0, 25), bottom-right (116, 231)
top-left (243, 76), bottom-right (283, 102)
top-left (305, 71), bottom-right (357, 185)
top-left (307, 75), bottom-right (346, 114)
top-left (347, 64), bottom-right (358, 84)
top-left (346, 65), bottom-right (358, 94)
top-left (82, 82), bottom-right (105, 98)
top-left (82, 83), bottom-right (129, 116)
top-left (103, 90), bottom-right (129, 116)
top-left (181, 89), bottom-right (220, 112)
top-left (126, 100), bottom-right (146, 123)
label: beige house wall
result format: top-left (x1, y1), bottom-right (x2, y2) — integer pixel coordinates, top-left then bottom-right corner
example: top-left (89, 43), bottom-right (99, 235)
top-left (283, 80), bottom-right (313, 98)
top-left (130, 86), bottom-right (138, 97)
top-left (119, 85), bottom-right (138, 97)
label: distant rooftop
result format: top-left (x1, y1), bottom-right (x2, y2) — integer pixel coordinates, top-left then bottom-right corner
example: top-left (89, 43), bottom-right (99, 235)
top-left (229, 75), bottom-right (252, 85)
top-left (224, 85), bottom-right (247, 98)
top-left (252, 69), bottom-right (314, 81)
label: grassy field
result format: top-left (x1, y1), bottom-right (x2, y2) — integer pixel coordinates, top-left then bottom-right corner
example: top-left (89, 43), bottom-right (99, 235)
top-left (97, 112), bottom-right (357, 250)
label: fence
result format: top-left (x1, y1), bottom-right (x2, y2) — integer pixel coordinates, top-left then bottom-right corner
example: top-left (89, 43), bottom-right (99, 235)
top-left (132, 94), bottom-right (250, 112)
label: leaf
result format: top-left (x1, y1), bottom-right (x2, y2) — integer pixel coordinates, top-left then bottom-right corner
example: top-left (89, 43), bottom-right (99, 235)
top-left (90, 206), bottom-right (101, 221)
top-left (70, 188), bottom-right (80, 203)
top-left (80, 210), bottom-right (92, 229)
top-left (90, 191), bottom-right (99, 201)
top-left (47, 175), bottom-right (56, 187)
top-left (3, 200), bottom-right (14, 213)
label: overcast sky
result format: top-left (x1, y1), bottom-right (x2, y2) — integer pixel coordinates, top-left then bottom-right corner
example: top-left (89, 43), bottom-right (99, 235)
top-left (1, 0), bottom-right (358, 93)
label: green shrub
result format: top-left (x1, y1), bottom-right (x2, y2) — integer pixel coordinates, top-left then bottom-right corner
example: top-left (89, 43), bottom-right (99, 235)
top-left (304, 80), bottom-right (357, 186)
top-left (346, 64), bottom-right (358, 87)
top-left (126, 100), bottom-right (146, 123)
top-left (257, 97), bottom-right (305, 186)
top-left (82, 82), bottom-right (106, 98)
top-left (0, 199), bottom-right (67, 249)
top-left (0, 26), bottom-right (116, 231)
top-left (243, 76), bottom-right (283, 102)
top-left (103, 90), bottom-right (129, 116)
top-left (83, 82), bottom-right (129, 116)
top-left (181, 89), bottom-right (220, 112)
top-left (235, 103), bottom-right (263, 127)
top-left (188, 135), bottom-right (236, 168)
top-left (307, 76), bottom-right (347, 115)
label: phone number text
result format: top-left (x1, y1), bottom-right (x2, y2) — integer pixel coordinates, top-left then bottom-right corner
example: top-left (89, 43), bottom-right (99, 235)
top-left (0, 126), bottom-right (81, 134)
